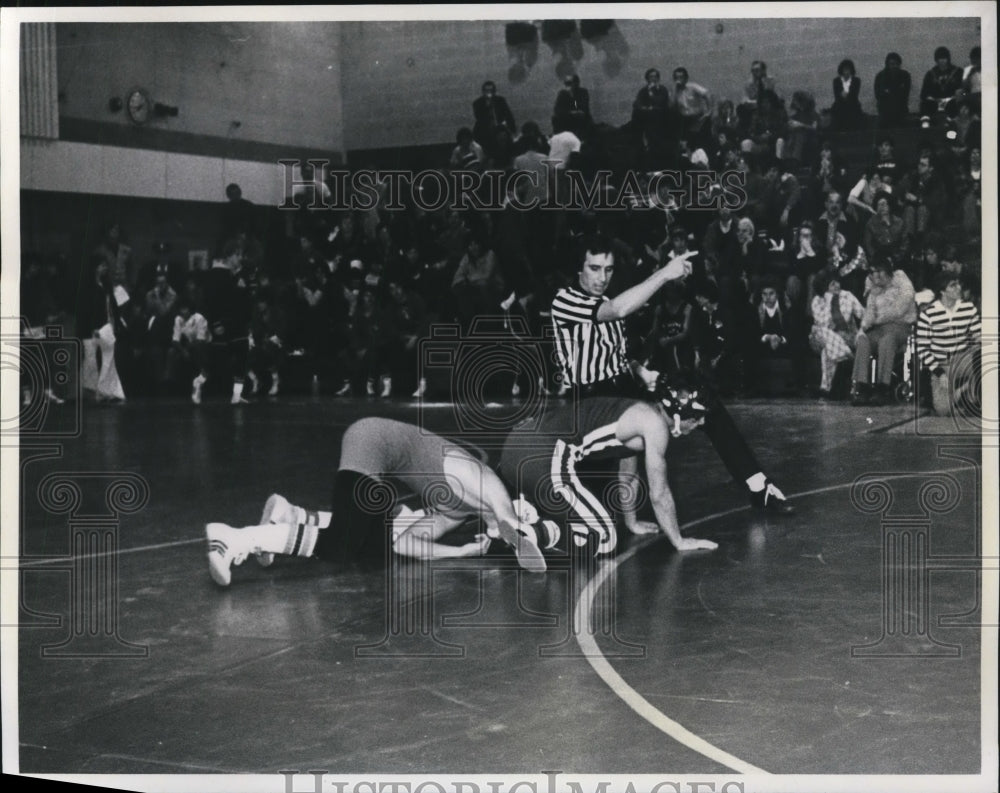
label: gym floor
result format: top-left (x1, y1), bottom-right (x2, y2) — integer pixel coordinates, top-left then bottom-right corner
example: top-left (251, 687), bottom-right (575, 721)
top-left (12, 395), bottom-right (990, 783)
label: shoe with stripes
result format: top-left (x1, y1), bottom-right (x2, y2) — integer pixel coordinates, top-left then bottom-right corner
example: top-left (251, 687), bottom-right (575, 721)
top-left (496, 520), bottom-right (547, 573)
top-left (206, 522), bottom-right (260, 586)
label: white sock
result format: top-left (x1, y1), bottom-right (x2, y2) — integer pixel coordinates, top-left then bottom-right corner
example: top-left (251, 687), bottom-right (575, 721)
top-left (232, 381), bottom-right (244, 399)
top-left (239, 522), bottom-right (318, 558)
top-left (746, 472), bottom-right (767, 492)
top-left (295, 506), bottom-right (332, 528)
top-left (533, 520), bottom-right (561, 550)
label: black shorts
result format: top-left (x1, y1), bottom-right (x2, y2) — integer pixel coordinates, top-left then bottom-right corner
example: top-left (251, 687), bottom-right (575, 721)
top-left (313, 469), bottom-right (396, 568)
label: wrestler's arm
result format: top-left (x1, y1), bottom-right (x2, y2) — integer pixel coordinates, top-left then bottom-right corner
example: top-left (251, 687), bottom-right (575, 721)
top-left (617, 404), bottom-right (718, 552)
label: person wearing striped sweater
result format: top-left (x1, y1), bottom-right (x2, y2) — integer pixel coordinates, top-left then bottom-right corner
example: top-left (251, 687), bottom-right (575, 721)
top-left (916, 270), bottom-right (981, 416)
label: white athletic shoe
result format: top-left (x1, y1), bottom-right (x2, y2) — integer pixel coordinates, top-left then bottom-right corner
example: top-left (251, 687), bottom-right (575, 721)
top-left (256, 493), bottom-right (297, 567)
top-left (206, 522), bottom-right (260, 586)
top-left (411, 378), bottom-right (427, 399)
top-left (191, 374), bottom-right (205, 405)
top-left (496, 520), bottom-right (547, 573)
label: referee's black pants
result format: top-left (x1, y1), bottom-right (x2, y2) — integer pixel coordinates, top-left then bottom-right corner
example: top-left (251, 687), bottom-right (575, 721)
top-left (571, 374), bottom-right (762, 487)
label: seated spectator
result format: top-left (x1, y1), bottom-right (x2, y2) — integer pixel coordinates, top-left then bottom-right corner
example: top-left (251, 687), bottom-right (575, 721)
top-left (787, 221), bottom-right (823, 307)
top-left (758, 158), bottom-right (804, 235)
top-left (874, 52), bottom-right (912, 128)
top-left (690, 279), bottom-right (741, 396)
top-left (671, 66), bottom-right (713, 151)
top-left (919, 46), bottom-right (964, 124)
top-left (743, 90), bottom-right (787, 159)
top-left (746, 280), bottom-right (806, 395)
top-left (958, 143), bottom-right (982, 238)
top-left (631, 67), bottom-right (674, 166)
top-left (167, 301), bottom-right (210, 399)
top-left (831, 59), bottom-right (865, 131)
top-left (325, 212), bottom-right (367, 277)
top-left (371, 222), bottom-right (405, 283)
top-left (143, 264), bottom-right (178, 394)
top-left (513, 122), bottom-right (552, 206)
top-left (950, 98), bottom-right (980, 152)
top-left (657, 225), bottom-right (702, 279)
top-left (711, 98), bottom-right (741, 148)
top-left (809, 268), bottom-right (865, 398)
top-left (335, 288), bottom-right (397, 398)
top-left (938, 244), bottom-right (979, 307)
top-left (814, 190), bottom-right (858, 264)
top-left (872, 135), bottom-right (900, 180)
top-left (850, 258), bottom-right (916, 406)
top-left (897, 153), bottom-right (948, 241)
top-left (552, 74), bottom-right (592, 139)
top-left (916, 269), bottom-right (981, 416)
top-left (714, 216), bottom-right (763, 342)
top-left (472, 80), bottom-right (516, 165)
top-left (962, 46), bottom-right (981, 115)
top-left (247, 294), bottom-right (286, 398)
top-left (808, 141), bottom-right (850, 216)
top-left (784, 90), bottom-right (819, 167)
top-left (644, 281), bottom-right (696, 375)
top-left (514, 120), bottom-right (550, 158)
top-left (738, 60), bottom-right (778, 130)
top-left (384, 279), bottom-right (429, 398)
top-left (847, 166), bottom-right (893, 224)
top-left (451, 231), bottom-right (505, 329)
top-left (450, 127), bottom-right (486, 171)
top-left (20, 253), bottom-right (70, 406)
top-left (701, 206), bottom-right (739, 272)
top-left (862, 191), bottom-right (909, 271)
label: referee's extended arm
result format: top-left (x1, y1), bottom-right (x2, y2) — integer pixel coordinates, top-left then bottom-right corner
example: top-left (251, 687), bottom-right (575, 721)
top-left (595, 257), bottom-right (690, 322)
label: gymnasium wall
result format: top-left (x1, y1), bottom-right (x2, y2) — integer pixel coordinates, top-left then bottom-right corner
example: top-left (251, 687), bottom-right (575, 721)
top-left (339, 16), bottom-right (982, 152)
top-left (54, 22), bottom-right (345, 156)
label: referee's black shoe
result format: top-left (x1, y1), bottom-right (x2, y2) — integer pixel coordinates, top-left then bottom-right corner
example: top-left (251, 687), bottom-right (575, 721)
top-left (750, 481), bottom-right (796, 515)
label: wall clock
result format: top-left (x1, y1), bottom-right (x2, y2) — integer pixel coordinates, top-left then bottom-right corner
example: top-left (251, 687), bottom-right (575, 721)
top-left (126, 87), bottom-right (151, 125)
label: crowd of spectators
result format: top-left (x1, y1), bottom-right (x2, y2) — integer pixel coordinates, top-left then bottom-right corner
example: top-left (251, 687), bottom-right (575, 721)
top-left (21, 45), bottom-right (983, 413)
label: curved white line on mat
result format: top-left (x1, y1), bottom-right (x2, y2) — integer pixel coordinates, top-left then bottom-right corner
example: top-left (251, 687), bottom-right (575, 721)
top-left (573, 524), bottom-right (769, 775)
top-left (573, 465), bottom-right (975, 775)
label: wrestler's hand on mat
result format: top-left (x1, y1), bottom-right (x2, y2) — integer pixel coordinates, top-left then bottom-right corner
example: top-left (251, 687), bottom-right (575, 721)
top-left (456, 534), bottom-right (492, 557)
top-left (626, 519), bottom-right (661, 535)
top-left (675, 537), bottom-right (718, 551)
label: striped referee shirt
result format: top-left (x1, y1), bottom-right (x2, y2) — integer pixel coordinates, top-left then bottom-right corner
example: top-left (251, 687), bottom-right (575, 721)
top-left (915, 299), bottom-right (981, 370)
top-left (550, 285), bottom-right (629, 386)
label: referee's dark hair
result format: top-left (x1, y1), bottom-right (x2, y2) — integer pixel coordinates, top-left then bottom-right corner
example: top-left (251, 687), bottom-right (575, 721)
top-left (582, 234), bottom-right (614, 262)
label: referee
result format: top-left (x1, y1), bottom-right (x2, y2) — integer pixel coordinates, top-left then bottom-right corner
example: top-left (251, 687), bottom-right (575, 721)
top-left (551, 238), bottom-right (796, 515)
top-left (551, 242), bottom-right (678, 395)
